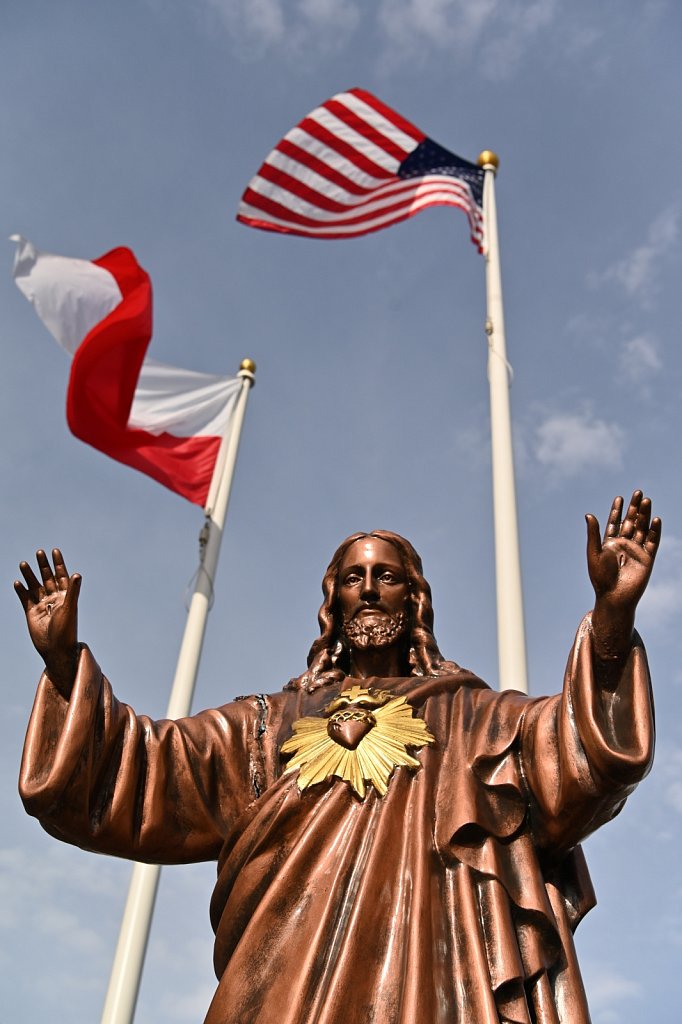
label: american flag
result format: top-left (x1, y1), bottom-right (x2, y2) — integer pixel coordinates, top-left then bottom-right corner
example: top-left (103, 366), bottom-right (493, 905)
top-left (237, 88), bottom-right (485, 251)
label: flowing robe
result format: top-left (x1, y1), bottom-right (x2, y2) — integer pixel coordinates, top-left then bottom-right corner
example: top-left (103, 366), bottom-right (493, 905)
top-left (20, 616), bottom-right (654, 1024)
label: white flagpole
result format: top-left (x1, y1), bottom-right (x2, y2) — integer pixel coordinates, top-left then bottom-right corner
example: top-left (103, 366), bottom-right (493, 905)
top-left (477, 152), bottom-right (528, 694)
top-left (100, 358), bottom-right (256, 1024)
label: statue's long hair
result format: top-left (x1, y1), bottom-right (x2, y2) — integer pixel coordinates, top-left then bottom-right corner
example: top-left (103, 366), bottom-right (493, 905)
top-left (287, 530), bottom-right (459, 692)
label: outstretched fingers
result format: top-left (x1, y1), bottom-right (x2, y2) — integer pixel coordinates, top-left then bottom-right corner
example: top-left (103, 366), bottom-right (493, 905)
top-left (18, 559), bottom-right (42, 599)
top-left (604, 496), bottom-right (624, 540)
top-left (63, 572), bottom-right (82, 615)
top-left (53, 549), bottom-right (70, 591)
top-left (633, 497), bottom-right (652, 545)
top-left (620, 490), bottom-right (643, 539)
top-left (645, 517), bottom-right (662, 558)
top-left (14, 550), bottom-right (75, 610)
top-left (585, 513), bottom-right (603, 562)
top-left (13, 577), bottom-right (31, 611)
top-left (36, 549), bottom-right (58, 594)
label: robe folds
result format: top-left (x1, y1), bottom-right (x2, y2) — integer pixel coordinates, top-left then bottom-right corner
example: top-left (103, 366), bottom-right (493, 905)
top-left (20, 616), bottom-right (654, 1024)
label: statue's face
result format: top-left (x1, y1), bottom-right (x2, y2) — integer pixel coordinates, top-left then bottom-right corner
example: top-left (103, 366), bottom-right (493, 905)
top-left (337, 538), bottom-right (409, 649)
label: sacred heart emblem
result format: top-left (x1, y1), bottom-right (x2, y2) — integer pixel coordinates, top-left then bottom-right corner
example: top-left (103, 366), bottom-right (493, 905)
top-left (327, 709), bottom-right (376, 750)
top-left (281, 685), bottom-right (436, 799)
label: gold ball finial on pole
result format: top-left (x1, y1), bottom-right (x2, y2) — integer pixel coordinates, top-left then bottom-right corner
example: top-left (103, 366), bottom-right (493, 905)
top-left (238, 358), bottom-right (256, 387)
top-left (477, 150), bottom-right (500, 173)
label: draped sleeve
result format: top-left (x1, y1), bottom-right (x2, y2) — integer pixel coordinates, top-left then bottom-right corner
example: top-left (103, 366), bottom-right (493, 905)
top-left (433, 614), bottom-right (654, 865)
top-left (19, 646), bottom-right (267, 864)
top-left (520, 613), bottom-right (655, 859)
top-left (427, 616), bottom-right (654, 1023)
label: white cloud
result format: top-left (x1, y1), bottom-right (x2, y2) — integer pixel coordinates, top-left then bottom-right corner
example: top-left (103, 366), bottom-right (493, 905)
top-left (564, 311), bottom-right (619, 355)
top-left (479, 0), bottom-right (558, 80)
top-left (620, 333), bottom-right (662, 378)
top-left (205, 0), bottom-right (285, 49)
top-left (376, 0), bottom-right (559, 77)
top-left (617, 333), bottom-right (663, 396)
top-left (377, 0), bottom-right (499, 51)
top-left (172, 0), bottom-right (644, 81)
top-left (189, 0), bottom-right (360, 58)
top-left (533, 409), bottom-right (625, 478)
top-left (180, 0), bottom-right (563, 75)
top-left (592, 204), bottom-right (680, 306)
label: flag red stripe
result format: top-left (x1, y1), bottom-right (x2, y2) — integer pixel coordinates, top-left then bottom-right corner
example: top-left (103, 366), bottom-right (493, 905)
top-left (296, 117), bottom-right (397, 180)
top-left (101, 432), bottom-right (219, 505)
top-left (245, 176), bottom-right (479, 226)
top-left (275, 138), bottom-right (378, 197)
top-left (324, 99), bottom-right (412, 163)
top-left (256, 162), bottom-right (376, 213)
top-left (70, 248), bottom-right (152, 437)
top-left (239, 199), bottom-right (483, 248)
top-left (255, 163), bottom-right (436, 215)
top-left (67, 247), bottom-right (219, 506)
top-left (348, 88), bottom-right (425, 144)
top-left (241, 183), bottom-right (482, 235)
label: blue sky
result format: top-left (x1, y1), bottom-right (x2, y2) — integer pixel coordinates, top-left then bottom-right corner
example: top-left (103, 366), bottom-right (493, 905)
top-left (2, 1), bottom-right (681, 1021)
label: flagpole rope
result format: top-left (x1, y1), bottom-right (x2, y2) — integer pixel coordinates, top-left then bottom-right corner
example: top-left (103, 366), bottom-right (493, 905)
top-left (485, 319), bottom-right (514, 384)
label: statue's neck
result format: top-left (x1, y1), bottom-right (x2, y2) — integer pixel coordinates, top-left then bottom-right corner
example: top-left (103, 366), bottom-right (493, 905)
top-left (348, 643), bottom-right (409, 680)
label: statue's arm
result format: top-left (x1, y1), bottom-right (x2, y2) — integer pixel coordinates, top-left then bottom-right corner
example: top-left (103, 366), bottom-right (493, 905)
top-left (520, 620), bottom-right (654, 857)
top-left (520, 492), bottom-right (660, 855)
top-left (16, 552), bottom-right (258, 864)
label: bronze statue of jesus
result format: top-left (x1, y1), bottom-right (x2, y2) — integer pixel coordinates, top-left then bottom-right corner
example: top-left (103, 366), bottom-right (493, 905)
top-left (17, 491), bottom-right (660, 1023)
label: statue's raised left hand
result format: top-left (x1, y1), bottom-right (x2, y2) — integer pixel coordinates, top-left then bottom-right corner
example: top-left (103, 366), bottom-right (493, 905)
top-left (14, 549), bottom-right (81, 699)
top-left (586, 491), bottom-right (661, 659)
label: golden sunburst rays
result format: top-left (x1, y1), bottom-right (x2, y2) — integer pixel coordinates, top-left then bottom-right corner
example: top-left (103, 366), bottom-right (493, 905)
top-left (281, 686), bottom-right (435, 799)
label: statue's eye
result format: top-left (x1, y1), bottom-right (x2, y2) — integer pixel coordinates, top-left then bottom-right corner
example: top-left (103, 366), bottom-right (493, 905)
top-left (379, 572), bottom-right (397, 583)
top-left (343, 573), bottom-right (361, 586)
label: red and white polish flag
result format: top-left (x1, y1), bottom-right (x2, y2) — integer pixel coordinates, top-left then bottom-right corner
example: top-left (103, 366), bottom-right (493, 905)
top-left (11, 236), bottom-right (241, 507)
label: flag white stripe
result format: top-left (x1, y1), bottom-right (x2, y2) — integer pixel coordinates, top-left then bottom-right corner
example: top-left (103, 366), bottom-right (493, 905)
top-left (329, 92), bottom-right (419, 153)
top-left (265, 149), bottom-right (391, 207)
top-left (130, 361), bottom-right (241, 437)
top-left (239, 199), bottom-right (480, 240)
top-left (306, 106), bottom-right (402, 173)
top-left (281, 127), bottom-right (398, 190)
top-left (246, 173), bottom-right (479, 224)
top-left (240, 186), bottom-right (483, 238)
top-left (11, 235), bottom-right (122, 356)
top-left (333, 92), bottom-right (420, 155)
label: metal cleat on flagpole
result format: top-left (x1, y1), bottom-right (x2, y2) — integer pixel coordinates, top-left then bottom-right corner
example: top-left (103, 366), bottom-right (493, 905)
top-left (477, 152), bottom-right (528, 694)
top-left (100, 359), bottom-right (256, 1024)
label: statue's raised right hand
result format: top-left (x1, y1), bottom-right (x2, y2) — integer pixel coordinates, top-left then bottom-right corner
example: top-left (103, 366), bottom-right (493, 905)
top-left (14, 549), bottom-right (81, 698)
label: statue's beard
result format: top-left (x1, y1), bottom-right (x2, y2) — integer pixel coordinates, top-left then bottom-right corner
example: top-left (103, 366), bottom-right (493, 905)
top-left (342, 610), bottom-right (409, 650)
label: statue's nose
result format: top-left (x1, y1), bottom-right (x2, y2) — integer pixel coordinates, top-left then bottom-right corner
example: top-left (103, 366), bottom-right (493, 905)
top-left (360, 573), bottom-right (379, 601)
